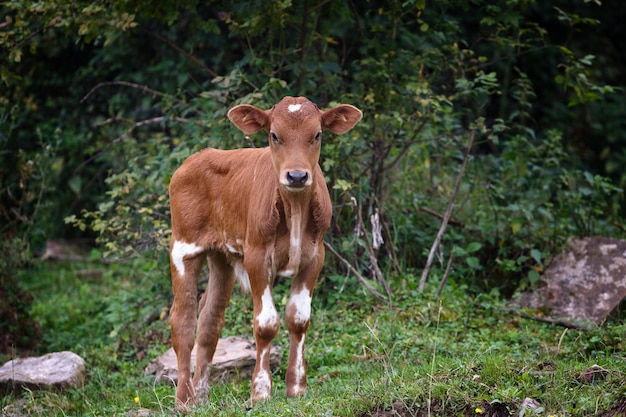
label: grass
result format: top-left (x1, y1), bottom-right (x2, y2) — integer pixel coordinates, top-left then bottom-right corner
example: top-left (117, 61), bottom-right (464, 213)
top-left (2, 257), bottom-right (626, 416)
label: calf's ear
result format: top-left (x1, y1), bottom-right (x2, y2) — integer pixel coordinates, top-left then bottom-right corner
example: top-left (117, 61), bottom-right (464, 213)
top-left (322, 104), bottom-right (363, 134)
top-left (228, 104), bottom-right (270, 135)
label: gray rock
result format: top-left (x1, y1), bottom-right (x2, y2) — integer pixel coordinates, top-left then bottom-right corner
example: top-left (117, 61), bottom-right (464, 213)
top-left (578, 364), bottom-right (610, 384)
top-left (521, 397), bottom-right (542, 411)
top-left (511, 236), bottom-right (626, 327)
top-left (145, 336), bottom-right (281, 384)
top-left (0, 351), bottom-right (86, 392)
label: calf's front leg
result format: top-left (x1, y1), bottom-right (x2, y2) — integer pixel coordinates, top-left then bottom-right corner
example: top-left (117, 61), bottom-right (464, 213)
top-left (246, 256), bottom-right (280, 403)
top-left (284, 250), bottom-right (323, 397)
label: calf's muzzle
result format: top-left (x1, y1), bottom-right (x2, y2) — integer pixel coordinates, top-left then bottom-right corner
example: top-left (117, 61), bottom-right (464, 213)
top-left (286, 170), bottom-right (309, 188)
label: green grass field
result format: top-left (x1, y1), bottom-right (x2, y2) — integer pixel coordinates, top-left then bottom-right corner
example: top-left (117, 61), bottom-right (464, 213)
top-left (2, 259), bottom-right (625, 416)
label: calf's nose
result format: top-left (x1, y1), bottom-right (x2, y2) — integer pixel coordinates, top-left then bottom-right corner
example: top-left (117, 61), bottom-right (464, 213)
top-left (286, 171), bottom-right (308, 187)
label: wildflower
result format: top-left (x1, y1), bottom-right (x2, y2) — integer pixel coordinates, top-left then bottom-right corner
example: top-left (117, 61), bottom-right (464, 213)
top-left (475, 408), bottom-right (484, 414)
top-left (134, 396), bottom-right (140, 404)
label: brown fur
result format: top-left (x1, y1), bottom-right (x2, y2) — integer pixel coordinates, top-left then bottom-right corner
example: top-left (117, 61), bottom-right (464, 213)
top-left (168, 96), bottom-right (362, 410)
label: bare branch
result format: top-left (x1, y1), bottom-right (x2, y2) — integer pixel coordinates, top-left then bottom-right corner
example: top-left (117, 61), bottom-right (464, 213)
top-left (352, 197), bottom-right (392, 304)
top-left (323, 241), bottom-right (388, 303)
top-left (81, 81), bottom-right (173, 103)
top-left (419, 129), bottom-right (476, 292)
top-left (380, 214), bottom-right (402, 274)
top-left (244, 135), bottom-right (256, 148)
top-left (419, 206), bottom-right (465, 227)
top-left (435, 251), bottom-right (455, 297)
top-left (74, 116), bottom-right (204, 174)
top-left (110, 116), bottom-right (202, 144)
top-left (613, 221), bottom-right (626, 234)
top-left (508, 309), bottom-right (590, 330)
top-left (309, 0), bottom-right (333, 13)
top-left (382, 117), bottom-right (429, 172)
top-left (143, 29), bottom-right (218, 78)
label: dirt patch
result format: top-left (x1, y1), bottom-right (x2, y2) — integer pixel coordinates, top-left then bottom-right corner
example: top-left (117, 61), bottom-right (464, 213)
top-left (599, 399), bottom-right (626, 417)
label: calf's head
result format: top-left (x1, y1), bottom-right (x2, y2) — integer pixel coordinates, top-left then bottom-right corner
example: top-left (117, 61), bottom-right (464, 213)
top-left (228, 96), bottom-right (362, 192)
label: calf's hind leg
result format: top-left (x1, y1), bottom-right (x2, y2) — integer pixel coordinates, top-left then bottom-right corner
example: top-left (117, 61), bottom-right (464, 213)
top-left (170, 245), bottom-right (206, 409)
top-left (193, 252), bottom-right (236, 401)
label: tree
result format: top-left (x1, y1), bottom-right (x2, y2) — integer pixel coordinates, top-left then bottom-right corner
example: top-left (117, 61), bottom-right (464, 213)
top-left (1, 0), bottom-right (623, 302)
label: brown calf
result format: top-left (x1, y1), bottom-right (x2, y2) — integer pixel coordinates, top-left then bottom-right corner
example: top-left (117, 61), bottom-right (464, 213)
top-left (168, 96), bottom-right (362, 409)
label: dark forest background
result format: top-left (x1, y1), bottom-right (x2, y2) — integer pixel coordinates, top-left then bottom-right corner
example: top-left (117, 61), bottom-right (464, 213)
top-left (1, 0), bottom-right (625, 353)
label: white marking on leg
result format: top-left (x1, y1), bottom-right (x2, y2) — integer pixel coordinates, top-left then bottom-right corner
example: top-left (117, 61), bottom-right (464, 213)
top-left (283, 210), bottom-right (303, 275)
top-left (225, 243), bottom-right (241, 255)
top-left (233, 261), bottom-right (250, 292)
top-left (288, 104), bottom-right (302, 113)
top-left (195, 372), bottom-right (210, 401)
top-left (171, 240), bottom-right (203, 276)
top-left (254, 348), bottom-right (272, 399)
top-left (256, 286), bottom-right (278, 329)
top-left (288, 287), bottom-right (311, 326)
top-left (293, 335), bottom-right (306, 394)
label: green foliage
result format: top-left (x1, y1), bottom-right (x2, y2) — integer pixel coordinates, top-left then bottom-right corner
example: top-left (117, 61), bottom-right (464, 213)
top-left (61, 1), bottom-right (625, 295)
top-left (2, 4), bottom-right (626, 416)
top-left (2, 0), bottom-right (626, 365)
top-left (0, 237), bottom-right (41, 355)
top-left (17, 257), bottom-right (171, 359)
top-left (456, 128), bottom-right (622, 292)
top-left (5, 262), bottom-right (626, 416)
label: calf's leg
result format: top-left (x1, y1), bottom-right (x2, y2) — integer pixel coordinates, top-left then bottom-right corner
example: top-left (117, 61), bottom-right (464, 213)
top-left (246, 255), bottom-right (280, 403)
top-left (193, 252), bottom-right (236, 401)
top-left (170, 244), bottom-right (206, 409)
top-left (284, 248), bottom-right (323, 397)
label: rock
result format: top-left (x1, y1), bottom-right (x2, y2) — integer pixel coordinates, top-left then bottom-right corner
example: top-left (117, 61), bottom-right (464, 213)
top-left (0, 351), bottom-right (86, 393)
top-left (40, 239), bottom-right (91, 261)
top-left (145, 336), bottom-right (281, 384)
top-left (578, 364), bottom-right (610, 384)
top-left (521, 397), bottom-right (542, 411)
top-left (127, 408), bottom-right (153, 417)
top-left (510, 237), bottom-right (626, 327)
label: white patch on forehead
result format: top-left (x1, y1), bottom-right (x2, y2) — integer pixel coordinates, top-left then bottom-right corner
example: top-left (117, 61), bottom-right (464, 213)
top-left (288, 104), bottom-right (302, 113)
top-left (171, 240), bottom-right (203, 276)
top-left (257, 286), bottom-right (278, 329)
top-left (288, 287), bottom-right (311, 326)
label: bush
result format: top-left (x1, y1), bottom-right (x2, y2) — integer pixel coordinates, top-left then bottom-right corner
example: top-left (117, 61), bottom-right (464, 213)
top-left (0, 237), bottom-right (41, 356)
top-left (2, 0), bottom-right (624, 303)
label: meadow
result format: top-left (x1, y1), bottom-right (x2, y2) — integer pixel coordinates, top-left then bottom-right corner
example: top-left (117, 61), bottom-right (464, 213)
top-left (2, 257), bottom-right (624, 417)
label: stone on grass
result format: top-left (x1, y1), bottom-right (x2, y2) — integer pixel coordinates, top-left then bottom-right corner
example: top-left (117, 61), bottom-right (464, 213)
top-left (578, 364), bottom-right (610, 384)
top-left (511, 237), bottom-right (626, 327)
top-left (521, 397), bottom-right (542, 411)
top-left (145, 336), bottom-right (281, 384)
top-left (0, 351), bottom-right (85, 393)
